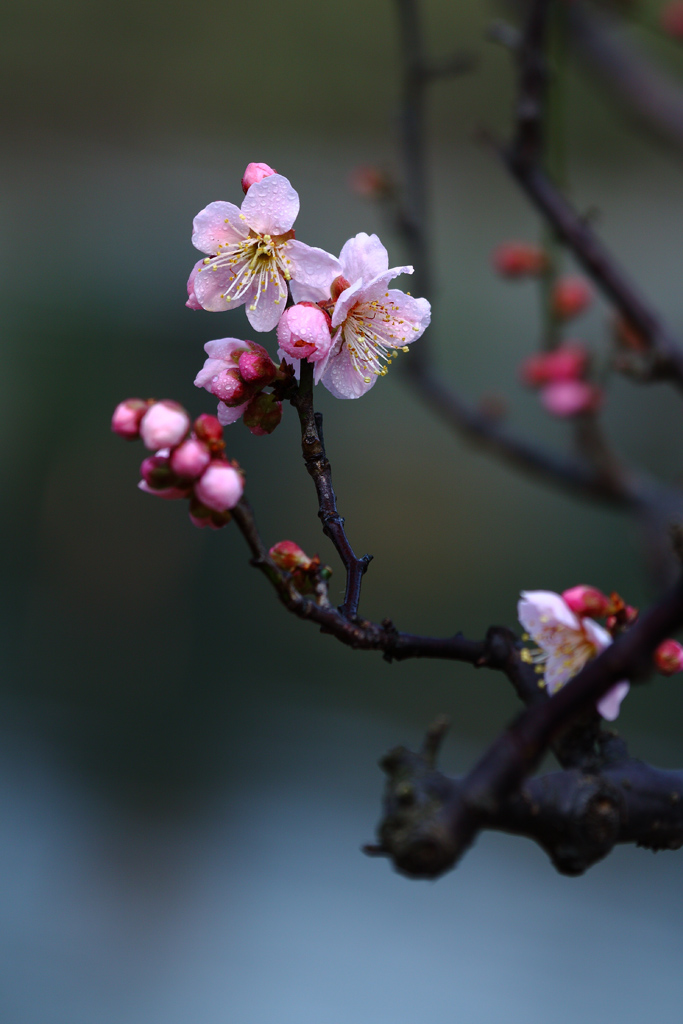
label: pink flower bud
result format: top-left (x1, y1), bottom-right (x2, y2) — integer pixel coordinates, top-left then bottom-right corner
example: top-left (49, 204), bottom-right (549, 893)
top-left (492, 242), bottom-right (547, 278)
top-left (194, 461), bottom-right (244, 511)
top-left (186, 260), bottom-right (204, 310)
top-left (269, 540), bottom-right (313, 572)
top-left (209, 368), bottom-right (254, 406)
top-left (540, 380), bottom-right (602, 418)
top-left (552, 277), bottom-right (593, 320)
top-left (243, 392), bottom-right (283, 435)
top-left (330, 276), bottom-right (351, 301)
top-left (193, 414), bottom-right (224, 444)
top-left (238, 346), bottom-right (277, 385)
top-left (139, 401), bottom-right (191, 450)
top-left (111, 398), bottom-right (149, 440)
top-left (562, 585), bottom-right (611, 619)
top-left (662, 1), bottom-right (683, 38)
top-left (140, 452), bottom-right (178, 490)
top-left (170, 439), bottom-right (211, 480)
top-left (277, 303), bottom-right (333, 362)
top-left (520, 344), bottom-right (589, 387)
top-left (654, 639), bottom-right (683, 675)
top-left (241, 162), bottom-right (277, 193)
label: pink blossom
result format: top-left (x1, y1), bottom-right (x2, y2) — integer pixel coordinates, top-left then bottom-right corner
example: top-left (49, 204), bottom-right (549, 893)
top-left (139, 401), bottom-right (190, 450)
top-left (186, 260), bottom-right (204, 310)
top-left (190, 174), bottom-right (340, 332)
top-left (540, 380), bottom-right (601, 417)
top-left (520, 344), bottom-right (589, 387)
top-left (170, 439), bottom-right (211, 480)
top-left (194, 337), bottom-right (265, 424)
top-left (194, 461), bottom-right (244, 511)
top-left (111, 398), bottom-right (148, 440)
top-left (518, 589), bottom-right (630, 721)
top-left (654, 639), bottom-right (683, 675)
top-left (241, 162), bottom-right (277, 193)
top-left (277, 302), bottom-right (333, 379)
top-left (561, 585), bottom-right (611, 619)
top-left (283, 233), bottom-right (431, 399)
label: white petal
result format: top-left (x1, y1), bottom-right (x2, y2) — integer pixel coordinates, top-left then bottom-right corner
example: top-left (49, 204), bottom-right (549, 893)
top-left (518, 591), bottom-right (580, 635)
top-left (287, 240), bottom-right (341, 301)
top-left (331, 278), bottom-right (364, 328)
top-left (194, 357), bottom-right (228, 390)
top-left (358, 265), bottom-right (414, 300)
top-left (597, 681), bottom-right (630, 721)
top-left (193, 261), bottom-right (248, 312)
top-left (339, 233), bottom-right (389, 284)
top-left (582, 617), bottom-right (612, 651)
top-left (241, 174), bottom-right (299, 235)
top-left (243, 272), bottom-right (287, 332)
top-left (192, 201), bottom-right (247, 253)
top-left (545, 650), bottom-right (588, 694)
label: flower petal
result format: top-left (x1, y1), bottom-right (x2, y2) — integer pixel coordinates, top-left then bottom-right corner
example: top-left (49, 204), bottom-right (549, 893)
top-left (339, 233), bottom-right (389, 284)
top-left (331, 278), bottom-right (364, 328)
top-left (596, 681), bottom-right (630, 721)
top-left (194, 357), bottom-right (229, 390)
top-left (582, 617), bottom-right (612, 651)
top-left (193, 261), bottom-right (248, 312)
top-left (241, 174), bottom-right (299, 235)
top-left (203, 338), bottom-right (250, 362)
top-left (192, 202), bottom-right (247, 254)
top-left (321, 344), bottom-right (378, 400)
top-left (518, 590), bottom-right (581, 636)
top-left (243, 270), bottom-right (288, 332)
top-left (217, 400), bottom-right (250, 426)
top-left (544, 649), bottom-right (589, 694)
top-left (287, 240), bottom-right (341, 302)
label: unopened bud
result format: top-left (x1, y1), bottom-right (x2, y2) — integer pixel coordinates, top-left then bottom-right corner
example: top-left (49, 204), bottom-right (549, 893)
top-left (552, 277), bottom-right (593, 320)
top-left (492, 242), bottom-right (547, 278)
top-left (193, 414), bottom-right (224, 443)
top-left (654, 639), bottom-right (683, 675)
top-left (241, 162), bottom-right (277, 193)
top-left (209, 368), bottom-right (254, 406)
top-left (194, 461), bottom-right (244, 511)
top-left (269, 540), bottom-right (313, 572)
top-left (140, 452), bottom-right (178, 490)
top-left (330, 276), bottom-right (352, 302)
top-left (139, 401), bottom-right (190, 450)
top-left (112, 398), bottom-right (149, 440)
top-left (562, 585), bottom-right (610, 619)
top-left (170, 438), bottom-right (211, 480)
top-left (243, 392), bottom-right (282, 435)
top-left (520, 344), bottom-right (589, 387)
top-left (238, 346), bottom-right (277, 385)
top-left (540, 380), bottom-right (602, 417)
top-left (277, 302), bottom-right (333, 362)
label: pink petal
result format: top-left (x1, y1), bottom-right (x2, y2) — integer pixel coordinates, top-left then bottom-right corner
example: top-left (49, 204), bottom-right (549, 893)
top-left (518, 590), bottom-right (581, 634)
top-left (204, 338), bottom-right (250, 362)
top-left (339, 233), bottom-right (389, 284)
top-left (582, 617), bottom-right (612, 651)
top-left (321, 344), bottom-right (378, 400)
top-left (217, 400), bottom-right (250, 426)
top-left (192, 201), bottom-right (248, 254)
top-left (353, 290), bottom-right (431, 349)
top-left (241, 173), bottom-right (299, 235)
top-left (186, 259), bottom-right (204, 310)
top-left (194, 357), bottom-right (229, 390)
top-left (287, 240), bottom-right (341, 302)
top-left (193, 260), bottom-right (248, 313)
top-left (597, 681), bottom-right (630, 721)
top-left (358, 266), bottom-right (415, 303)
top-left (331, 277), bottom-right (364, 328)
top-left (243, 272), bottom-right (288, 332)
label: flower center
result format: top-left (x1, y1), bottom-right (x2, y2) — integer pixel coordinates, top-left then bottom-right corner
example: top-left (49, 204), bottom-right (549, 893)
top-left (342, 296), bottom-right (411, 385)
top-left (198, 230), bottom-right (292, 312)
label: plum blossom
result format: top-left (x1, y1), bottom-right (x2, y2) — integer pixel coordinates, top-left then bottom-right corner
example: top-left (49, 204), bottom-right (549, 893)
top-left (281, 233), bottom-right (431, 399)
top-left (518, 589), bottom-right (630, 721)
top-left (190, 173), bottom-right (340, 332)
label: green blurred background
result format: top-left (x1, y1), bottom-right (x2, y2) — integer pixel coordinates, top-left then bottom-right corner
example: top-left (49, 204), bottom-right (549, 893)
top-left (3, 0), bottom-right (683, 1020)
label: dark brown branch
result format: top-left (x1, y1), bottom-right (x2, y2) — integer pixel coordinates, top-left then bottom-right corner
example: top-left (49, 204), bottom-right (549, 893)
top-left (290, 361), bottom-right (372, 620)
top-left (505, 0), bottom-right (683, 388)
top-left (371, 573), bottom-right (683, 878)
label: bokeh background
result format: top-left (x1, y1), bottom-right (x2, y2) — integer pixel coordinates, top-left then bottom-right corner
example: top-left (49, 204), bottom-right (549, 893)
top-left (3, 0), bottom-right (683, 1020)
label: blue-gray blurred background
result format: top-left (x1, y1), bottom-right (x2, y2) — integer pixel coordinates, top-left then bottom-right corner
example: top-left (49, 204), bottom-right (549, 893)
top-left (3, 0), bottom-right (683, 1020)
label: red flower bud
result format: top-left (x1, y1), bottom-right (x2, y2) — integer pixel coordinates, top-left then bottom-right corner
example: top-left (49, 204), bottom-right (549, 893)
top-left (331, 275), bottom-right (352, 301)
top-left (140, 453), bottom-right (179, 490)
top-left (562, 585), bottom-right (611, 619)
top-left (111, 398), bottom-right (150, 440)
top-left (520, 344), bottom-right (589, 387)
top-left (654, 639), bottom-right (683, 675)
top-left (193, 414), bottom-right (224, 443)
top-left (241, 162), bottom-right (277, 193)
top-left (238, 347), bottom-right (277, 385)
top-left (269, 540), bottom-right (314, 572)
top-left (492, 242), bottom-right (547, 278)
top-left (552, 277), bottom-right (592, 320)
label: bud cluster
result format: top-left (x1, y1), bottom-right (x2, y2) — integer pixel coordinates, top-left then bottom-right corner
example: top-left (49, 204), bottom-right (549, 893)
top-left (561, 584), bottom-right (683, 675)
top-left (112, 401), bottom-right (244, 529)
top-left (194, 338), bottom-right (291, 435)
top-left (520, 342), bottom-right (602, 418)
